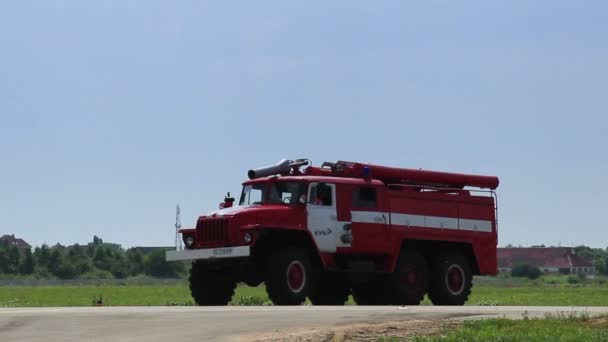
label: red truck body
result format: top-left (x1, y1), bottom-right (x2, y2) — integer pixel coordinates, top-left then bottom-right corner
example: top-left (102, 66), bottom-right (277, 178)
top-left (167, 159), bottom-right (499, 306)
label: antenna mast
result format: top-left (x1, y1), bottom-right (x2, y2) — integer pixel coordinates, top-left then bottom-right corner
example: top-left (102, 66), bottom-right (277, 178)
top-left (175, 204), bottom-right (182, 250)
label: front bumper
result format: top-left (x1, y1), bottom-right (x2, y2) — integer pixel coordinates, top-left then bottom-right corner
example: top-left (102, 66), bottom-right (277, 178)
top-left (165, 246), bottom-right (250, 261)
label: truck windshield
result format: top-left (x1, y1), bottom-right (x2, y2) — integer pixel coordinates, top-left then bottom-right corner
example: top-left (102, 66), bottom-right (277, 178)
top-left (239, 182), bottom-right (306, 205)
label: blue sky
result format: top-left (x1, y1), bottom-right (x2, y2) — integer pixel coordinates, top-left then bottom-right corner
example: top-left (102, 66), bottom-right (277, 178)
top-left (1, 1), bottom-right (607, 248)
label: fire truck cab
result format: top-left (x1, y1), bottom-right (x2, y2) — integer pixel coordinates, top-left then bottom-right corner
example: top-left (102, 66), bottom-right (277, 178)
top-left (167, 159), bottom-right (499, 306)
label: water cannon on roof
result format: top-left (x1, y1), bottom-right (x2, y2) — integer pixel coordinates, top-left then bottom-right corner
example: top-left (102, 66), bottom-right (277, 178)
top-left (248, 158), bottom-right (499, 190)
top-left (307, 160), bottom-right (499, 189)
top-left (247, 158), bottom-right (311, 179)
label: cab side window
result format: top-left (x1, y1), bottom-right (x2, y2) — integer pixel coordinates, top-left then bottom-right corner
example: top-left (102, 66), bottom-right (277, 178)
top-left (353, 187), bottom-right (377, 208)
top-left (309, 183), bottom-right (333, 206)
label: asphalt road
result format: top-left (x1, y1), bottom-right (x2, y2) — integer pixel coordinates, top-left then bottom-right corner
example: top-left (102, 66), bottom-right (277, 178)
top-left (1, 306), bottom-right (607, 342)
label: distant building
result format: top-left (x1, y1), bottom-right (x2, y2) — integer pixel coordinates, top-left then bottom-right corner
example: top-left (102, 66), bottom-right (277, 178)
top-left (0, 234), bottom-right (31, 249)
top-left (498, 247), bottom-right (595, 275)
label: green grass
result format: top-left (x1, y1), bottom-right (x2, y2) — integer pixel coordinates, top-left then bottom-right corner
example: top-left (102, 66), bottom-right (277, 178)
top-left (0, 284), bottom-right (192, 306)
top-left (0, 283), bottom-right (274, 307)
top-left (378, 336), bottom-right (403, 342)
top-left (467, 286), bottom-right (608, 306)
top-left (2, 275), bottom-right (608, 307)
top-left (409, 314), bottom-right (608, 342)
top-left (474, 274), bottom-right (608, 288)
top-left (378, 337), bottom-right (402, 342)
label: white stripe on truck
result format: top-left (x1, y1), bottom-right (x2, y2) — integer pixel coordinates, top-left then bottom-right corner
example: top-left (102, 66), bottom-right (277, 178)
top-left (351, 211), bottom-right (492, 232)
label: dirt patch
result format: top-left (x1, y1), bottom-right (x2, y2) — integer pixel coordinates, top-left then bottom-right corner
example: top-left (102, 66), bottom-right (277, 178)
top-left (588, 316), bottom-right (608, 329)
top-left (236, 318), bottom-right (460, 342)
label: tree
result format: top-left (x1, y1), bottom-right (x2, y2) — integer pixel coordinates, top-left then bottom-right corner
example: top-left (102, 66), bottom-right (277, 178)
top-left (0, 249), bottom-right (8, 273)
top-left (93, 235), bottom-right (103, 246)
top-left (110, 256), bottom-right (130, 279)
top-left (19, 248), bottom-right (35, 274)
top-left (47, 249), bottom-right (64, 276)
top-left (68, 244), bottom-right (87, 259)
top-left (145, 249), bottom-right (185, 278)
top-left (93, 247), bottom-right (113, 271)
top-left (126, 248), bottom-right (145, 276)
top-left (53, 262), bottom-right (79, 279)
top-left (35, 244), bottom-right (51, 269)
top-left (5, 246), bottom-right (21, 274)
top-left (574, 245), bottom-right (607, 275)
top-left (600, 255), bottom-right (608, 276)
top-left (511, 264), bottom-right (542, 279)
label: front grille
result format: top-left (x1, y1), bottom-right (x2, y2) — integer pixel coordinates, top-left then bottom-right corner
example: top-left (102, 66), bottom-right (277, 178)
top-left (197, 218), bottom-right (229, 246)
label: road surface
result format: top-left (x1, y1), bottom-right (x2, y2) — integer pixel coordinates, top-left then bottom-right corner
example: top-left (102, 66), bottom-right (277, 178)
top-left (1, 306), bottom-right (607, 342)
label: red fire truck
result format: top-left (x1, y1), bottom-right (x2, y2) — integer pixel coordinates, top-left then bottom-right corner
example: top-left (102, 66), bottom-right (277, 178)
top-left (166, 159), bottom-right (499, 306)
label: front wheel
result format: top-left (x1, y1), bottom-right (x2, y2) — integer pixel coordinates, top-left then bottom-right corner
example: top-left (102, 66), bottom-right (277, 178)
top-left (189, 261), bottom-right (236, 306)
top-left (428, 253), bottom-right (472, 305)
top-left (265, 246), bottom-right (312, 305)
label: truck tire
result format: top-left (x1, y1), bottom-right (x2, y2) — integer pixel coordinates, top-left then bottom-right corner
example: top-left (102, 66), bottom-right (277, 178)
top-left (352, 279), bottom-right (391, 305)
top-left (428, 253), bottom-right (472, 305)
top-left (389, 250), bottom-right (429, 305)
top-left (189, 261), bottom-right (236, 306)
top-left (308, 272), bottom-right (350, 305)
top-left (265, 246), bottom-right (312, 305)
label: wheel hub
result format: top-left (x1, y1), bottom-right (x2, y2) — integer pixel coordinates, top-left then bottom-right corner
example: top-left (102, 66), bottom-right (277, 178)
top-left (407, 270), bottom-right (417, 285)
top-left (286, 261), bottom-right (306, 293)
top-left (446, 264), bottom-right (465, 295)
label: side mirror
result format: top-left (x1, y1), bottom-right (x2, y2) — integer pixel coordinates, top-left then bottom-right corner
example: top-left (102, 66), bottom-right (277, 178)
top-left (220, 192), bottom-right (235, 209)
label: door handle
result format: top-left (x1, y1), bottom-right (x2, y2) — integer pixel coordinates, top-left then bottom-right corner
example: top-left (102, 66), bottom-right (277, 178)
top-left (374, 215), bottom-right (387, 224)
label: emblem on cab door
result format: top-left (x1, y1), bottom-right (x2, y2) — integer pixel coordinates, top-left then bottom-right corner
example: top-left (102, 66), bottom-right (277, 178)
top-left (314, 228), bottom-right (333, 237)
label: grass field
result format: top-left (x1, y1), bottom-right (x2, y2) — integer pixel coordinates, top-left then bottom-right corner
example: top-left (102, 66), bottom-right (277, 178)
top-left (404, 314), bottom-right (608, 342)
top-left (467, 286), bottom-right (608, 306)
top-left (0, 283), bottom-right (267, 306)
top-left (2, 277), bottom-right (608, 307)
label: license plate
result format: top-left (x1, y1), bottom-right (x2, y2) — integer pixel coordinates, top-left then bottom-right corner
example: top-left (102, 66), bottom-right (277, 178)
top-left (212, 248), bottom-right (233, 256)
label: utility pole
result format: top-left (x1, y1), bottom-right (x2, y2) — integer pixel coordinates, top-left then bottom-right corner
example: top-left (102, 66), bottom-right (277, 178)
top-left (175, 204), bottom-right (182, 250)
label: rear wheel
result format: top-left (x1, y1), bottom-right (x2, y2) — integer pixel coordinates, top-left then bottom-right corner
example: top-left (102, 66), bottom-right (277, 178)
top-left (265, 246), bottom-right (312, 305)
top-left (309, 272), bottom-right (350, 305)
top-left (389, 251), bottom-right (429, 305)
top-left (428, 253), bottom-right (472, 305)
top-left (189, 261), bottom-right (236, 306)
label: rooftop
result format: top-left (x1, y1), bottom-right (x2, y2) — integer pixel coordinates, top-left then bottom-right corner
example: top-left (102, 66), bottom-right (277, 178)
top-left (0, 234), bottom-right (31, 249)
top-left (498, 247), bottom-right (594, 268)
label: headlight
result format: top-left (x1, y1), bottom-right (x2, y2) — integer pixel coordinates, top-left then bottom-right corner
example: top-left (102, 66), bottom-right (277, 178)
top-left (185, 236), bottom-right (195, 248)
top-left (243, 232), bottom-right (252, 244)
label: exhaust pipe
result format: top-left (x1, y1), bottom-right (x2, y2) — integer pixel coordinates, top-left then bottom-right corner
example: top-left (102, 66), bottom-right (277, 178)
top-left (248, 159), bottom-right (292, 179)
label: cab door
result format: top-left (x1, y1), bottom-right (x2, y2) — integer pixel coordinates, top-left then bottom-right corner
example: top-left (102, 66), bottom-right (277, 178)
top-left (349, 186), bottom-right (390, 254)
top-left (306, 183), bottom-right (340, 253)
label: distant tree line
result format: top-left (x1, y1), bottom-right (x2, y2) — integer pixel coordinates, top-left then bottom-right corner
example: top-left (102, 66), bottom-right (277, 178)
top-left (0, 236), bottom-right (186, 279)
top-left (511, 264), bottom-right (542, 279)
top-left (573, 245), bottom-right (608, 275)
